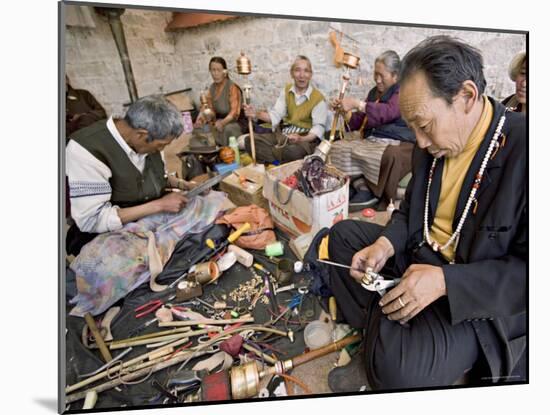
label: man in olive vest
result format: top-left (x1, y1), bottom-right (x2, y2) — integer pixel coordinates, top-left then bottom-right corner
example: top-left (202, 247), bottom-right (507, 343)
top-left (66, 95), bottom-right (190, 255)
top-left (243, 55), bottom-right (328, 163)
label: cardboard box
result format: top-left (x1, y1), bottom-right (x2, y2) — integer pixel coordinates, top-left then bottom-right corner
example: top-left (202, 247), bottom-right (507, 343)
top-left (263, 160), bottom-right (349, 237)
top-left (219, 165), bottom-right (268, 210)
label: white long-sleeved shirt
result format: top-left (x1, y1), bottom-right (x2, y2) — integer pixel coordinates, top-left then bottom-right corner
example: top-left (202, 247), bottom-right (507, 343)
top-left (66, 117), bottom-right (164, 233)
top-left (267, 84), bottom-right (328, 139)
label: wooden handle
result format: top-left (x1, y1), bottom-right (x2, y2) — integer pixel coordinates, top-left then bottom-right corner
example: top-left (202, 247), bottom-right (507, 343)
top-left (329, 297), bottom-right (337, 321)
top-left (84, 313), bottom-right (113, 363)
top-left (248, 118), bottom-right (256, 164)
top-left (291, 334), bottom-right (361, 368)
top-left (228, 222), bottom-right (251, 243)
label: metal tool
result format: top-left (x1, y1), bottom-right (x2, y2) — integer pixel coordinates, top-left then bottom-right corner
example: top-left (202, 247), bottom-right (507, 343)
top-left (134, 295), bottom-right (176, 318)
top-left (316, 259), bottom-right (400, 296)
top-left (185, 170), bottom-right (231, 198)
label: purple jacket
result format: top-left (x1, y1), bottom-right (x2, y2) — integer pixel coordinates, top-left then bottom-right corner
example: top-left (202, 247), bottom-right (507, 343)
top-left (348, 84), bottom-right (415, 143)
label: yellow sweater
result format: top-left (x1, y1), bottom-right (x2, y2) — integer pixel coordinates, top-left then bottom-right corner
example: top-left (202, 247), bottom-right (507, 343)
top-left (430, 96), bottom-right (493, 261)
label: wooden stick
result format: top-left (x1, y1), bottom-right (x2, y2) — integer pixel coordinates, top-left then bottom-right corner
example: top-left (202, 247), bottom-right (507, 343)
top-left (84, 313), bottom-right (112, 363)
top-left (248, 118), bottom-right (256, 164)
top-left (159, 316), bottom-right (254, 327)
top-left (291, 334), bottom-right (361, 367)
top-left (65, 349), bottom-right (196, 404)
top-left (66, 325), bottom-right (293, 403)
top-left (108, 327), bottom-right (190, 348)
top-left (110, 327), bottom-right (222, 350)
top-left (65, 336), bottom-right (192, 394)
top-left (109, 333), bottom-right (189, 350)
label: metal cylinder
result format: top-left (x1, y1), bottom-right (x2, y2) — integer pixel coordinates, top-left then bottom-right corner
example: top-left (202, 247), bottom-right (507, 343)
top-left (193, 261), bottom-right (220, 285)
top-left (236, 52), bottom-right (252, 75)
top-left (342, 52), bottom-right (360, 69)
top-left (230, 361), bottom-right (260, 399)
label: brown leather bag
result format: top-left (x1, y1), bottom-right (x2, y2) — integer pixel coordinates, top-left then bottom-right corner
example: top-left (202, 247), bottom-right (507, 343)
top-left (216, 205), bottom-right (276, 250)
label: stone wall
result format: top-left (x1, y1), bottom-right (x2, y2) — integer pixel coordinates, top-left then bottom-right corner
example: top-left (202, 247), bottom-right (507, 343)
top-left (65, 6), bottom-right (526, 116)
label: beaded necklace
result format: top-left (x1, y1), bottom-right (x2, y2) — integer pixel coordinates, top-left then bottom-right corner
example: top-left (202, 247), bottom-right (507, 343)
top-left (423, 112), bottom-right (507, 257)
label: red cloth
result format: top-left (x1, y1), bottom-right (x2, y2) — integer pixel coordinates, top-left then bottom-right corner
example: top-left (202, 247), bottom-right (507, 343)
top-left (220, 334), bottom-right (244, 357)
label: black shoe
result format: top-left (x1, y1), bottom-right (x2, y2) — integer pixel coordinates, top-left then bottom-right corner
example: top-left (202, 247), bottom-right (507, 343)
top-left (349, 189), bottom-right (379, 212)
top-left (328, 349), bottom-right (370, 393)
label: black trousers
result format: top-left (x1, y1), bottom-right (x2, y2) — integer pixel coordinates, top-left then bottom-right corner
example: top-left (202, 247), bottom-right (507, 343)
top-left (328, 220), bottom-right (480, 390)
top-left (66, 225), bottom-right (97, 256)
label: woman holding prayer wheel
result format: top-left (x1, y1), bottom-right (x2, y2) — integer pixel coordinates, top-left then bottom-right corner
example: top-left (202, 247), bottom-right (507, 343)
top-left (194, 57), bottom-right (245, 146)
top-left (329, 50), bottom-right (416, 211)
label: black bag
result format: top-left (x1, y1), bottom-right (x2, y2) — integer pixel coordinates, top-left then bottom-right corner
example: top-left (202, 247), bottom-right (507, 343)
top-left (303, 227), bottom-right (333, 297)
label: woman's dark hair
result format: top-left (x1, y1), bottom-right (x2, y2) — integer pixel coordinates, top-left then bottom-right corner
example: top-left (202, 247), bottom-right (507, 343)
top-left (209, 56), bottom-right (228, 70)
top-left (400, 35), bottom-right (487, 104)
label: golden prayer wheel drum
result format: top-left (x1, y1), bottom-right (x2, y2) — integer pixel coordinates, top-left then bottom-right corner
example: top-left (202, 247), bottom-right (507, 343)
top-left (230, 361), bottom-right (260, 399)
top-left (342, 52), bottom-right (360, 69)
top-left (236, 52), bottom-right (252, 75)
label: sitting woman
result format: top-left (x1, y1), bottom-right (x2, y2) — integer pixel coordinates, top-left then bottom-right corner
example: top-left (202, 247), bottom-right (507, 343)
top-left (329, 50), bottom-right (415, 210)
top-left (194, 56), bottom-right (244, 146)
top-left (502, 52), bottom-right (526, 113)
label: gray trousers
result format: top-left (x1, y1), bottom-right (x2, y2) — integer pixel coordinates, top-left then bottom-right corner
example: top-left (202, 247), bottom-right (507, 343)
top-left (216, 121), bottom-right (243, 147)
top-left (244, 131), bottom-right (318, 163)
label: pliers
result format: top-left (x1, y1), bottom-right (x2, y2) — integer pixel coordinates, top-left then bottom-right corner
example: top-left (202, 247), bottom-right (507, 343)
top-left (360, 268), bottom-right (401, 296)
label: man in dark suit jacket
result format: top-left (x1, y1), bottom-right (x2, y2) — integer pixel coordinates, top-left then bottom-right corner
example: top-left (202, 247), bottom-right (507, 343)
top-left (327, 35), bottom-right (526, 391)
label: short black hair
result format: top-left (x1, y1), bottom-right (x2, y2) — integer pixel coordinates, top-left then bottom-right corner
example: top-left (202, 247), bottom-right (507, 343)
top-left (400, 35), bottom-right (487, 104)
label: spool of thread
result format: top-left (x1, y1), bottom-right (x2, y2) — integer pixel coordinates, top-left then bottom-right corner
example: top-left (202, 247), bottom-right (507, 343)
top-left (228, 244), bottom-right (254, 267)
top-left (265, 241), bottom-right (284, 257)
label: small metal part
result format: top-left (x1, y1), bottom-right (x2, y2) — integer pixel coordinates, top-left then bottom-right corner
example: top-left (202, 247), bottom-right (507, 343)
top-left (195, 297), bottom-right (216, 310)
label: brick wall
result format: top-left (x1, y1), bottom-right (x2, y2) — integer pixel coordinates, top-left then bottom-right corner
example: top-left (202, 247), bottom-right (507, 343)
top-left (65, 6), bottom-right (526, 116)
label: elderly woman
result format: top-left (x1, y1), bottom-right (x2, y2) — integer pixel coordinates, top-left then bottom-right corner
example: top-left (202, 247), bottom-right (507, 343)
top-left (502, 52), bottom-right (526, 113)
top-left (329, 50), bottom-right (415, 210)
top-left (194, 56), bottom-right (244, 146)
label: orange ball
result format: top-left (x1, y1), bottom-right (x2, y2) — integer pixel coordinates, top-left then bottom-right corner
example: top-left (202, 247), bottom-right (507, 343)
top-left (219, 146), bottom-right (235, 164)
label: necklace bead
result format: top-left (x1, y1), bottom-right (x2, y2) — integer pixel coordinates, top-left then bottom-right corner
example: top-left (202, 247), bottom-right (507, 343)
top-left (423, 112), bottom-right (507, 258)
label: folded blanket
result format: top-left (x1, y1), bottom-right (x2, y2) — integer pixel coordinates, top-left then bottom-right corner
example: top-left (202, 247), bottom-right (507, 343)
top-left (69, 191), bottom-right (227, 316)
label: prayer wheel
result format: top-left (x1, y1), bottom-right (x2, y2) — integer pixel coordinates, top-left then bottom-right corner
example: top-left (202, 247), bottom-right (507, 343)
top-left (236, 52), bottom-right (252, 75)
top-left (199, 90), bottom-right (214, 119)
top-left (342, 52), bottom-right (360, 69)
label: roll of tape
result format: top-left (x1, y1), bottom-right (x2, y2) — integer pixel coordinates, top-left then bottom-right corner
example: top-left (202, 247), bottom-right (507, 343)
top-left (265, 241), bottom-right (284, 257)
